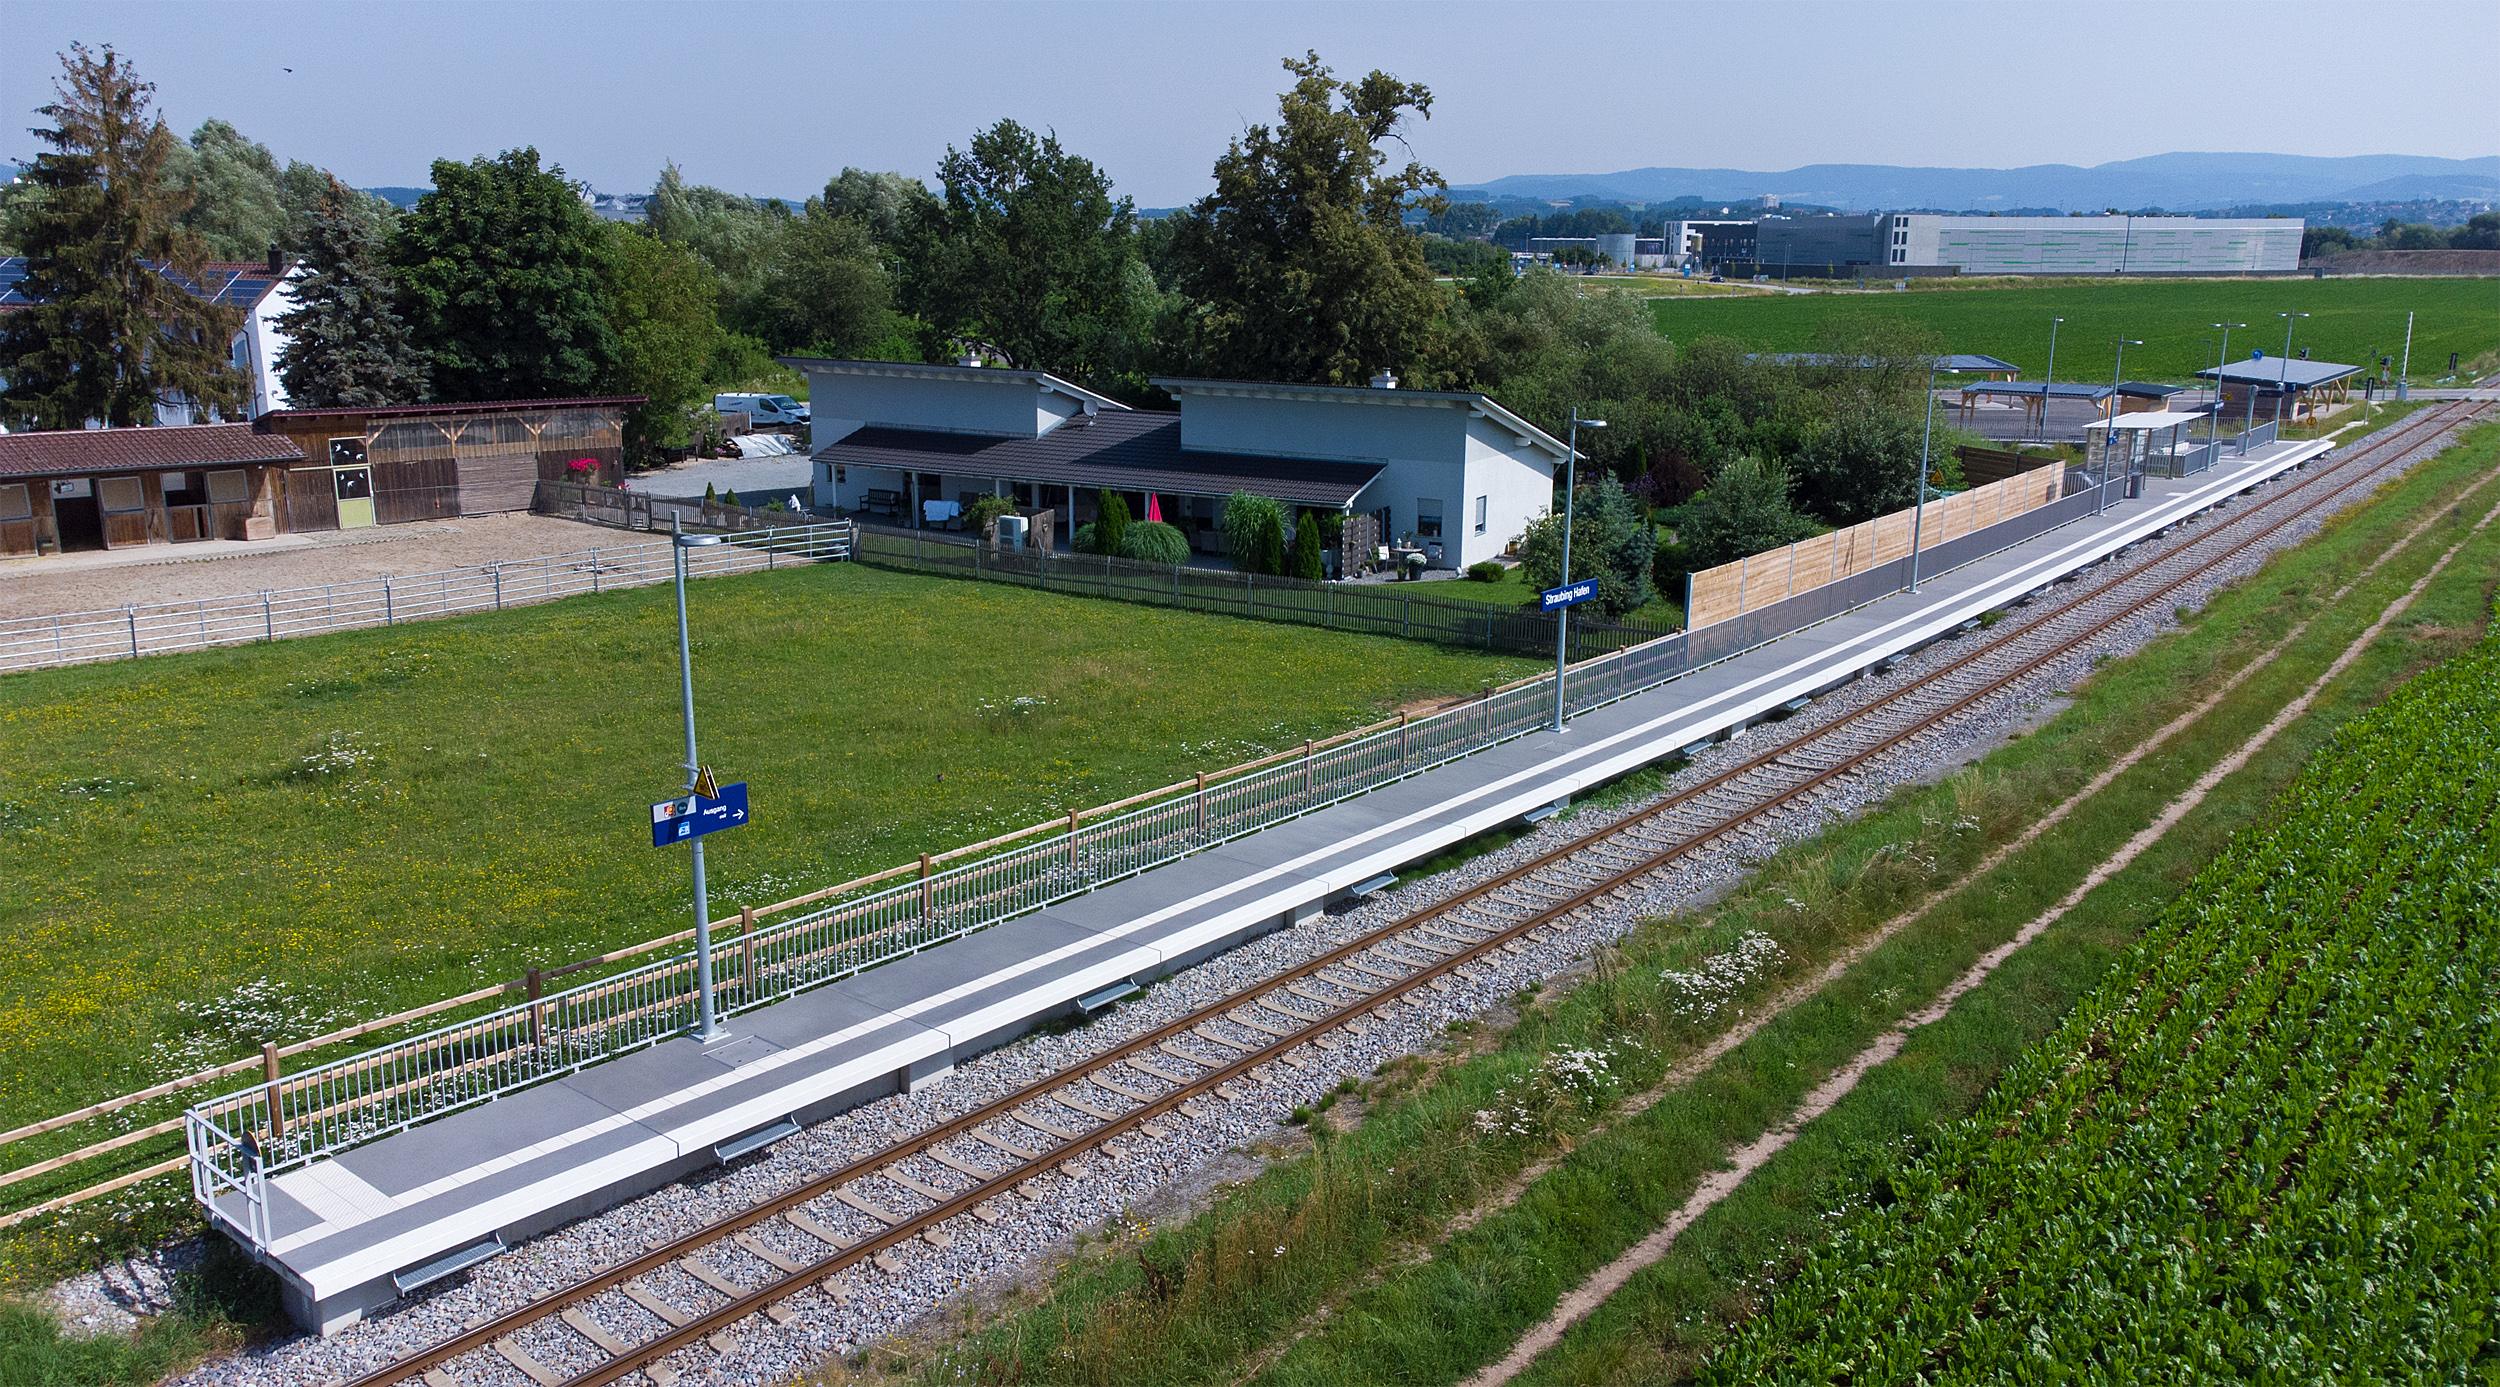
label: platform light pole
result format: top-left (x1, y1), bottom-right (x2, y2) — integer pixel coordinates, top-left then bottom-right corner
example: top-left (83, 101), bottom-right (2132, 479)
top-left (1907, 359), bottom-right (1959, 593)
top-left (672, 514), bottom-right (728, 1043)
top-left (2039, 316), bottom-right (2063, 441)
top-left (2273, 311), bottom-right (2310, 434)
top-left (1553, 411), bottom-right (1605, 734)
top-left (2397, 311), bottom-right (2415, 402)
top-left (2098, 339), bottom-right (2142, 517)
top-left (2208, 322), bottom-right (2244, 447)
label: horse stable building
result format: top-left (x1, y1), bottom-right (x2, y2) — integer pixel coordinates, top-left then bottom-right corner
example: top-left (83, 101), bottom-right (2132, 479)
top-left (0, 396), bottom-right (636, 558)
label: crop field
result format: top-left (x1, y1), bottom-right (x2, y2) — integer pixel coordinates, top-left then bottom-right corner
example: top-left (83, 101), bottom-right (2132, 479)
top-left (0, 561), bottom-right (1529, 1245)
top-left (1703, 604), bottom-right (2500, 1381)
top-left (1646, 276), bottom-right (2500, 382)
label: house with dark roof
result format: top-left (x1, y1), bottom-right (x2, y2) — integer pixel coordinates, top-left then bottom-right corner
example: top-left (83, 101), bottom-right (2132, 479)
top-left (786, 358), bottom-right (1568, 570)
top-left (1, 249), bottom-right (302, 423)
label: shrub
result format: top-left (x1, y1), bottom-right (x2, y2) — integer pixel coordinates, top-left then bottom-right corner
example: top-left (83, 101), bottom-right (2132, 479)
top-left (703, 482), bottom-right (717, 504)
top-left (1071, 522), bottom-right (1100, 555)
top-left (964, 494), bottom-right (1017, 538)
top-left (1652, 537), bottom-right (1692, 595)
top-left (1221, 492), bottom-right (1287, 574)
top-left (1095, 489), bottom-right (1132, 557)
top-left (1117, 521), bottom-right (1190, 567)
top-left (1467, 560), bottom-right (1506, 583)
top-left (1517, 475), bottom-right (1657, 617)
top-left (721, 488), bottom-right (740, 508)
top-left (1680, 454), bottom-right (1817, 571)
top-left (1289, 509), bottom-right (1327, 580)
top-left (1254, 508), bottom-right (1288, 577)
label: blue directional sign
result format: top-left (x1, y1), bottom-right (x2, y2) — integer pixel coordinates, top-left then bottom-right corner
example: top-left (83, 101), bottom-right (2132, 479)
top-left (650, 782), bottom-right (749, 847)
top-left (1540, 579), bottom-right (1599, 612)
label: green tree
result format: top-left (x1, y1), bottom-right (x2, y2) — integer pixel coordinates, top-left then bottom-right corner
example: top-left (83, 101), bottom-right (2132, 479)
top-left (1679, 454), bottom-right (1817, 571)
top-left (745, 209), bottom-right (899, 357)
top-left (1163, 52), bottom-right (1452, 385)
top-left (601, 225), bottom-right (727, 462)
top-left (1791, 408), bottom-right (1925, 526)
top-left (0, 45), bottom-right (246, 430)
top-left (814, 167), bottom-right (937, 248)
top-left (1094, 488), bottom-right (1132, 557)
top-left (273, 175), bottom-right (430, 408)
top-left (647, 163), bottom-right (787, 311)
top-left (1289, 509), bottom-right (1328, 580)
top-left (1220, 491), bottom-right (1287, 574)
top-left (391, 147), bottom-right (619, 400)
top-left (174, 118), bottom-right (289, 259)
top-left (908, 119), bottom-right (1149, 381)
top-left (1517, 476), bottom-right (1656, 617)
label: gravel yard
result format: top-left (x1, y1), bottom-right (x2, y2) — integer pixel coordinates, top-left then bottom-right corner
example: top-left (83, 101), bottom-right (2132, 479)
top-left (0, 514), bottom-right (623, 621)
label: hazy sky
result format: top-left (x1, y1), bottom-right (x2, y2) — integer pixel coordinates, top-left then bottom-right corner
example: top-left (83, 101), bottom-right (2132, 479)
top-left (6, 0), bottom-right (2494, 206)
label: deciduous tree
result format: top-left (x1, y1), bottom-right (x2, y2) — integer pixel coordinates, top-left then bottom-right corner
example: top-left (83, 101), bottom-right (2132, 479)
top-left (391, 147), bottom-right (619, 399)
top-left (601, 225), bottom-right (727, 461)
top-left (1679, 454), bottom-right (1817, 571)
top-left (1163, 52), bottom-right (1451, 386)
top-left (0, 45), bottom-right (246, 430)
top-left (1518, 476), bottom-right (1656, 617)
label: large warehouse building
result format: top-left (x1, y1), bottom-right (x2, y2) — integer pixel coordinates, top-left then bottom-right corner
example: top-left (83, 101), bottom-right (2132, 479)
top-left (1750, 213), bottom-right (2303, 276)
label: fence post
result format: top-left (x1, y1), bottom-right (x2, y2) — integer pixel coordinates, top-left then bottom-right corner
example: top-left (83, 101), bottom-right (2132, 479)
top-left (1066, 809), bottom-right (1081, 871)
top-left (261, 592), bottom-right (274, 642)
top-left (592, 548), bottom-right (601, 594)
top-left (738, 906), bottom-right (758, 997)
top-left (1246, 572), bottom-right (1256, 618)
top-left (919, 853), bottom-right (934, 928)
top-left (492, 564), bottom-right (504, 610)
top-left (1400, 710), bottom-right (1411, 768)
top-left (1303, 739), bottom-right (1314, 799)
top-left (261, 1043), bottom-right (284, 1139)
top-left (526, 968), bottom-right (544, 1050)
top-left (1325, 584), bottom-right (1335, 628)
top-left (1195, 771), bottom-right (1208, 838)
top-left (126, 607), bottom-right (139, 659)
top-left (1482, 685), bottom-right (1494, 741)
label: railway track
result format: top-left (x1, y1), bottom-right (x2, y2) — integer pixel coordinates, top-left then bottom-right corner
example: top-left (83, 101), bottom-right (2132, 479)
top-left (353, 399), bottom-right (2486, 1387)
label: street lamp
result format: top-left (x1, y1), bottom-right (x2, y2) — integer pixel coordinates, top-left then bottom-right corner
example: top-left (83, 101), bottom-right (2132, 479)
top-left (672, 514), bottom-right (728, 1044)
top-left (2098, 339), bottom-right (2143, 517)
top-left (2039, 316), bottom-right (2063, 441)
top-left (1553, 411), bottom-right (1605, 734)
top-left (1907, 359), bottom-right (1960, 593)
top-left (2208, 322), bottom-right (2245, 447)
top-left (2272, 311), bottom-right (2311, 434)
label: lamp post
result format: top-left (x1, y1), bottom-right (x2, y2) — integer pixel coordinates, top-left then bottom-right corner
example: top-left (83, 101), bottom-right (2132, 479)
top-left (1908, 359), bottom-right (1959, 593)
top-left (1553, 411), bottom-right (1605, 734)
top-left (672, 514), bottom-right (728, 1044)
top-left (2039, 316), bottom-right (2063, 441)
top-left (2273, 311), bottom-right (2310, 434)
top-left (2098, 339), bottom-right (2142, 517)
top-left (2397, 310), bottom-right (2414, 402)
top-left (2208, 322), bottom-right (2245, 447)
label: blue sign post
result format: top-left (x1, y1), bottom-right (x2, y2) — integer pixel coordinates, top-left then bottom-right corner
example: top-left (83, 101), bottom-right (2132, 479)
top-left (1539, 579), bottom-right (1598, 612)
top-left (650, 782), bottom-right (750, 848)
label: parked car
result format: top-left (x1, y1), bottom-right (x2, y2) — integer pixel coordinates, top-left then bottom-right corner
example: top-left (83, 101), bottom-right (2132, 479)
top-left (714, 393), bottom-right (810, 428)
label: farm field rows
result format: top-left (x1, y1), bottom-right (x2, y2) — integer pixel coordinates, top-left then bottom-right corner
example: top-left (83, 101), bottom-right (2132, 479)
top-left (0, 561), bottom-right (1529, 1266)
top-left (1706, 597), bottom-right (2500, 1382)
top-left (1646, 275), bottom-right (2500, 382)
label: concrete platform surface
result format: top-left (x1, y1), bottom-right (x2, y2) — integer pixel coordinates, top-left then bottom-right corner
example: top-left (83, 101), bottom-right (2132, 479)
top-left (223, 437), bottom-right (2335, 1332)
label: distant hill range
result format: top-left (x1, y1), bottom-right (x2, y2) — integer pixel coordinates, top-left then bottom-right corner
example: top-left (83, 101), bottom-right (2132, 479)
top-left (1450, 153), bottom-right (2500, 214)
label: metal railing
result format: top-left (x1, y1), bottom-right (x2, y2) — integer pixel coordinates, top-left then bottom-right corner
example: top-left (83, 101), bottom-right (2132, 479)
top-left (0, 521), bottom-right (853, 675)
top-left (182, 627), bottom-right (1682, 1213)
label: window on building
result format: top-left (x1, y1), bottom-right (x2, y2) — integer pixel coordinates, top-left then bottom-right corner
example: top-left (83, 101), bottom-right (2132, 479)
top-left (0, 484), bottom-right (29, 522)
top-left (1415, 498), bottom-right (1444, 540)
top-left (98, 476), bottom-right (145, 513)
top-left (1474, 495), bottom-right (1489, 535)
top-left (206, 470), bottom-right (250, 504)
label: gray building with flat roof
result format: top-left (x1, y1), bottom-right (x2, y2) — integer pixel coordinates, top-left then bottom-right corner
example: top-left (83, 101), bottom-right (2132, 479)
top-left (1885, 215), bottom-right (2302, 274)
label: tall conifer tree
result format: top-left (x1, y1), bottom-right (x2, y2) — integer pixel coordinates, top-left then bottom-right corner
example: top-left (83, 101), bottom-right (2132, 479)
top-left (274, 176), bottom-right (430, 407)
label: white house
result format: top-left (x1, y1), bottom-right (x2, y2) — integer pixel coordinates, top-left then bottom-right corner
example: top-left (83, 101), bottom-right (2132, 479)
top-left (0, 252), bottom-right (299, 425)
top-left (786, 357), bottom-right (1566, 570)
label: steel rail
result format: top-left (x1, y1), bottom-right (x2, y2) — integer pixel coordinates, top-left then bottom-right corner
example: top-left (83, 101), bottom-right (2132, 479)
top-left (345, 400), bottom-right (2480, 1387)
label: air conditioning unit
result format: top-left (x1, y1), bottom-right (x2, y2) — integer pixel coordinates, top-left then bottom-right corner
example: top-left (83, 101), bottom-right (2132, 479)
top-left (994, 513), bottom-right (1030, 550)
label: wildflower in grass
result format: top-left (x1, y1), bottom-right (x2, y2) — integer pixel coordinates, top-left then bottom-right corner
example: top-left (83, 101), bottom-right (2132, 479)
top-left (1658, 931), bottom-right (1785, 1021)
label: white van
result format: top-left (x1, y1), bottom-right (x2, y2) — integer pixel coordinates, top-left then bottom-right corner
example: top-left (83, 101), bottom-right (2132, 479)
top-left (715, 393), bottom-right (810, 428)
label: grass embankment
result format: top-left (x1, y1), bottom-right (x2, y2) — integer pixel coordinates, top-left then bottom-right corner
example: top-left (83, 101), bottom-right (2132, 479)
top-left (865, 417), bottom-right (2500, 1387)
top-left (1648, 275), bottom-right (2500, 382)
top-left (0, 561), bottom-right (1531, 1275)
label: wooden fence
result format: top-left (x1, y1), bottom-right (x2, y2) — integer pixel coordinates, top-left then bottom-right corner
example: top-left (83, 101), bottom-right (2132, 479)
top-left (1686, 466), bottom-right (2066, 630)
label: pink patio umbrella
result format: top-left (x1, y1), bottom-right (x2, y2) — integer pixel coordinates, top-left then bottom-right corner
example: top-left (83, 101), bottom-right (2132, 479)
top-left (1145, 492), bottom-right (1163, 523)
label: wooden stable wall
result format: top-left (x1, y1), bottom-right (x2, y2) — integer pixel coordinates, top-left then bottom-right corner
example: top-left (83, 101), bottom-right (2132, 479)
top-left (1686, 465), bottom-right (2066, 630)
top-left (261, 405), bottom-right (627, 533)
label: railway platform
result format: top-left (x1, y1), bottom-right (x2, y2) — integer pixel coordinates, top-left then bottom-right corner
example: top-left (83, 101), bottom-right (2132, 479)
top-left (227, 433), bottom-right (2339, 1334)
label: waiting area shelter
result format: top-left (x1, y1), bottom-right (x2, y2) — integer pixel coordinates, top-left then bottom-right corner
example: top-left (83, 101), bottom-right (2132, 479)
top-left (2194, 357), bottom-right (2360, 424)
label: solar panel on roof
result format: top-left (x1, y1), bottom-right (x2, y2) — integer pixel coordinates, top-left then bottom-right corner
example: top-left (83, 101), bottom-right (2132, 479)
top-left (0, 255), bottom-right (275, 310)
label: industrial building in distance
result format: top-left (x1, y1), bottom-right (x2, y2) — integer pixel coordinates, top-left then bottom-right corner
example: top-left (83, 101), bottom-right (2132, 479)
top-left (1512, 212), bottom-right (2305, 279)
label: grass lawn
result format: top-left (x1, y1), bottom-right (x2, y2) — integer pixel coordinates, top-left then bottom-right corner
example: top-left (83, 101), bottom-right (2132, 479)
top-left (0, 561), bottom-right (1531, 1252)
top-left (886, 418), bottom-right (2500, 1387)
top-left (1648, 275), bottom-right (2500, 383)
